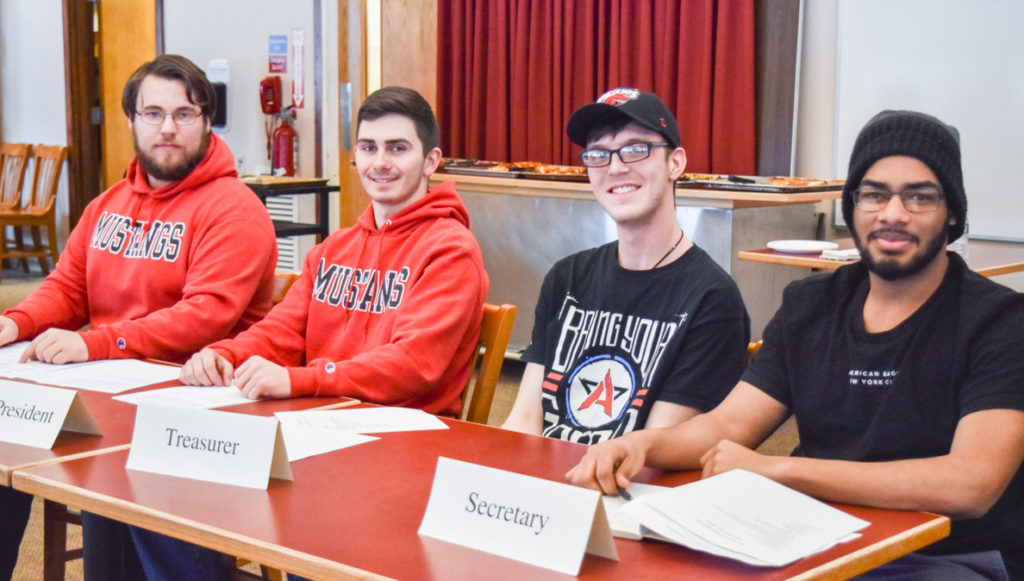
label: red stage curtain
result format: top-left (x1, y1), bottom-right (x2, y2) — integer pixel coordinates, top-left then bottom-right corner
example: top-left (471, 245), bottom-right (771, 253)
top-left (437, 0), bottom-right (756, 174)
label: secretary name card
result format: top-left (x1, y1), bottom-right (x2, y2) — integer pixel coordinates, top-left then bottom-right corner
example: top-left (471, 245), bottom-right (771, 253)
top-left (418, 457), bottom-right (618, 575)
top-left (126, 404), bottom-right (291, 489)
top-left (0, 379), bottom-right (101, 448)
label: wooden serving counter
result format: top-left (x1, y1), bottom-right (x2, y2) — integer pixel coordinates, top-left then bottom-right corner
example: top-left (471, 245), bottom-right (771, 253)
top-left (430, 172), bottom-right (842, 347)
top-left (431, 172), bottom-right (840, 209)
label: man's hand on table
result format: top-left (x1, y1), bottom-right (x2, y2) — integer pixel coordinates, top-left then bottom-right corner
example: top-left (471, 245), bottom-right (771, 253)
top-left (20, 328), bottom-right (88, 364)
top-left (565, 431), bottom-right (652, 495)
top-left (180, 348), bottom-right (235, 386)
top-left (233, 355), bottom-right (291, 399)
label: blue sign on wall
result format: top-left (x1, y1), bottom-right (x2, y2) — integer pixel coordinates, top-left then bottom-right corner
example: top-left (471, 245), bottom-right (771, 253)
top-left (268, 35), bottom-right (288, 55)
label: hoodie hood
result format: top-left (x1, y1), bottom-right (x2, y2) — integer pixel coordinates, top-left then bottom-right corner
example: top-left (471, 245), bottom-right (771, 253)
top-left (124, 133), bottom-right (238, 200)
top-left (355, 179), bottom-right (469, 235)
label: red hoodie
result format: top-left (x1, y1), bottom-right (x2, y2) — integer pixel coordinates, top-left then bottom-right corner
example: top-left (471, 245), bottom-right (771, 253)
top-left (4, 134), bottom-right (277, 362)
top-left (207, 180), bottom-right (489, 415)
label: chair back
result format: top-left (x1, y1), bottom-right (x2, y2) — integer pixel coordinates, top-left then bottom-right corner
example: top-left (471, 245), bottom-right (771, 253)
top-left (0, 142), bottom-right (32, 211)
top-left (745, 340), bottom-right (763, 365)
top-left (460, 303), bottom-right (517, 424)
top-left (25, 144), bottom-right (69, 213)
top-left (272, 271), bottom-right (301, 304)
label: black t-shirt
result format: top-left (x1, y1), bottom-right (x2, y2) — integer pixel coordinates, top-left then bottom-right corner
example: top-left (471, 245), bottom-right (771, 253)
top-left (524, 242), bottom-right (750, 445)
top-left (743, 254), bottom-right (1024, 577)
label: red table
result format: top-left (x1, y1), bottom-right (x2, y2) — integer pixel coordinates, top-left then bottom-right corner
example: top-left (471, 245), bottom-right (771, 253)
top-left (13, 416), bottom-right (948, 580)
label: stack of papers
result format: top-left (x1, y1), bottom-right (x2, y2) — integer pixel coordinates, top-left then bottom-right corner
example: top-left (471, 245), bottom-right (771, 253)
top-left (613, 470), bottom-right (868, 567)
top-left (0, 342), bottom-right (181, 393)
top-left (820, 248), bottom-right (861, 261)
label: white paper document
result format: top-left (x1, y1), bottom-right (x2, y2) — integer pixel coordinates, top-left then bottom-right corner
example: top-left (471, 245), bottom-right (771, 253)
top-left (0, 343), bottom-right (180, 393)
top-left (601, 482), bottom-right (670, 540)
top-left (274, 407), bottom-right (447, 460)
top-left (620, 470), bottom-right (869, 567)
top-left (276, 406), bottom-right (448, 433)
top-left (115, 385), bottom-right (257, 409)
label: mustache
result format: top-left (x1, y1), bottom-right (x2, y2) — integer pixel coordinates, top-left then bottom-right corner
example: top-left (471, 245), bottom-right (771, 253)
top-left (867, 227), bottom-right (919, 244)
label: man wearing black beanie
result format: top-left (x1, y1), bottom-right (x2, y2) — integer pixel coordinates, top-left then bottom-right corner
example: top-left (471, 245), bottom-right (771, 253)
top-left (569, 110), bottom-right (1024, 580)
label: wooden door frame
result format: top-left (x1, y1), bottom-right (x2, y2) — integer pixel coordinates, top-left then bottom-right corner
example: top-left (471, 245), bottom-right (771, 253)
top-left (62, 0), bottom-right (103, 228)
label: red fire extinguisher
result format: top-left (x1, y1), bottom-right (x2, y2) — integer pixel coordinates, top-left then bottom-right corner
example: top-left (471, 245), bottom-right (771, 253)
top-left (272, 107), bottom-right (298, 176)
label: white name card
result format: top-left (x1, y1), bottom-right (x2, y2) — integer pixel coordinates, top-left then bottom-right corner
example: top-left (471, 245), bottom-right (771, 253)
top-left (126, 404), bottom-right (292, 489)
top-left (0, 379), bottom-right (101, 449)
top-left (418, 457), bottom-right (618, 575)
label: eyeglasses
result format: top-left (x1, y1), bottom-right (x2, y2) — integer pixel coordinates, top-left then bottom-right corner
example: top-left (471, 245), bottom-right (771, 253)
top-left (853, 185), bottom-right (944, 213)
top-left (136, 109), bottom-right (202, 126)
top-left (578, 141), bottom-right (670, 168)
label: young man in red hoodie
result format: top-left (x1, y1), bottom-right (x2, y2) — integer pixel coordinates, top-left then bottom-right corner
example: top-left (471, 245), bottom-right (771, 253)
top-left (179, 86), bottom-right (489, 417)
top-left (0, 55), bottom-right (277, 580)
top-left (123, 87), bottom-right (485, 581)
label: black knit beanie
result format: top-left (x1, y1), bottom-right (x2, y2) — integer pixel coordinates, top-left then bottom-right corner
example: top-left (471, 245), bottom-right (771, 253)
top-left (842, 110), bottom-right (966, 242)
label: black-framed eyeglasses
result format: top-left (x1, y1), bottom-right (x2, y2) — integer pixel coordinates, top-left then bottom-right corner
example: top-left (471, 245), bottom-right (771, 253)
top-left (578, 141), bottom-right (670, 168)
top-left (136, 109), bottom-right (202, 126)
top-left (853, 185), bottom-right (944, 213)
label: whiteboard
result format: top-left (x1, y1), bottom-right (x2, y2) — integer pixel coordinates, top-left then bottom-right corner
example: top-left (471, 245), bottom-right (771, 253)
top-left (835, 0), bottom-right (1024, 241)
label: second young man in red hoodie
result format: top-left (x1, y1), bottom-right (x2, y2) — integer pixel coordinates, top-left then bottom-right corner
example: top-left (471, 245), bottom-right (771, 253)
top-left (180, 86), bottom-right (489, 416)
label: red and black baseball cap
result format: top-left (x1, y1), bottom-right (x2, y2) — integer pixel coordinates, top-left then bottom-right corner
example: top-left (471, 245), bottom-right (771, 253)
top-left (567, 88), bottom-right (681, 149)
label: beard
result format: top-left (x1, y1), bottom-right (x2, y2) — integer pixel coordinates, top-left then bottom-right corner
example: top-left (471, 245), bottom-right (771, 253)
top-left (854, 221), bottom-right (950, 281)
top-left (135, 129), bottom-right (211, 184)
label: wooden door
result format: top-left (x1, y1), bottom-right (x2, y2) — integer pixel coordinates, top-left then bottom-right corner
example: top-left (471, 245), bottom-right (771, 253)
top-left (96, 0), bottom-right (157, 188)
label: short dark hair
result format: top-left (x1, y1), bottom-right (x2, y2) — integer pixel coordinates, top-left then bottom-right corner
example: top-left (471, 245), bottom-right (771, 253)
top-left (357, 87), bottom-right (440, 152)
top-left (121, 54), bottom-right (217, 122)
top-left (584, 115), bottom-right (634, 148)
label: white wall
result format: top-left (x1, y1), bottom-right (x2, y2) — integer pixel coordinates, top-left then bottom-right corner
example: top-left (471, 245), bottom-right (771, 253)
top-left (834, 0), bottom-right (1024, 243)
top-left (163, 0), bottom-right (341, 254)
top-left (0, 0), bottom-right (70, 240)
top-left (793, 0), bottom-right (1024, 292)
top-left (163, 0), bottom-right (321, 179)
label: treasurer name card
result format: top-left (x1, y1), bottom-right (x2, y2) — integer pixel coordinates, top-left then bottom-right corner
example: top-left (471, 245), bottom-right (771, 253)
top-left (418, 457), bottom-right (618, 575)
top-left (126, 404), bottom-right (291, 489)
top-left (0, 379), bottom-right (101, 448)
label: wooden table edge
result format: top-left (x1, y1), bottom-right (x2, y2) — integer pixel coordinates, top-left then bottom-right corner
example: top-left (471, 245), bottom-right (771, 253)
top-left (12, 468), bottom-right (396, 581)
top-left (2, 444), bottom-right (132, 486)
top-left (787, 514), bottom-right (950, 580)
top-left (974, 263), bottom-right (1023, 277)
top-left (736, 249), bottom-right (848, 270)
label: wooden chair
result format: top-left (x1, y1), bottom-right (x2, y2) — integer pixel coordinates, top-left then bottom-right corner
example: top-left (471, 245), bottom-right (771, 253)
top-left (0, 142), bottom-right (32, 271)
top-left (0, 144), bottom-right (69, 280)
top-left (272, 270), bottom-right (300, 304)
top-left (42, 500), bottom-right (82, 581)
top-left (460, 303), bottom-right (517, 424)
top-left (0, 142), bottom-right (32, 211)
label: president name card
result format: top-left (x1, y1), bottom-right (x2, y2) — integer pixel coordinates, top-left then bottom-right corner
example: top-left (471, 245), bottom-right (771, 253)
top-left (126, 404), bottom-right (291, 489)
top-left (0, 379), bottom-right (101, 448)
top-left (418, 457), bottom-right (618, 575)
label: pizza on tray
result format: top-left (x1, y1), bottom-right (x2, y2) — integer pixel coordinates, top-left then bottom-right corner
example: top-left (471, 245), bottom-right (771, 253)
top-left (767, 176), bottom-right (843, 187)
top-left (486, 161), bottom-right (586, 176)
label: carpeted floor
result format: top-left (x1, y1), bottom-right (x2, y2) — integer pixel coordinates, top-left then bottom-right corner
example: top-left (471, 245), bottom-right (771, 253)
top-left (0, 270), bottom-right (46, 311)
